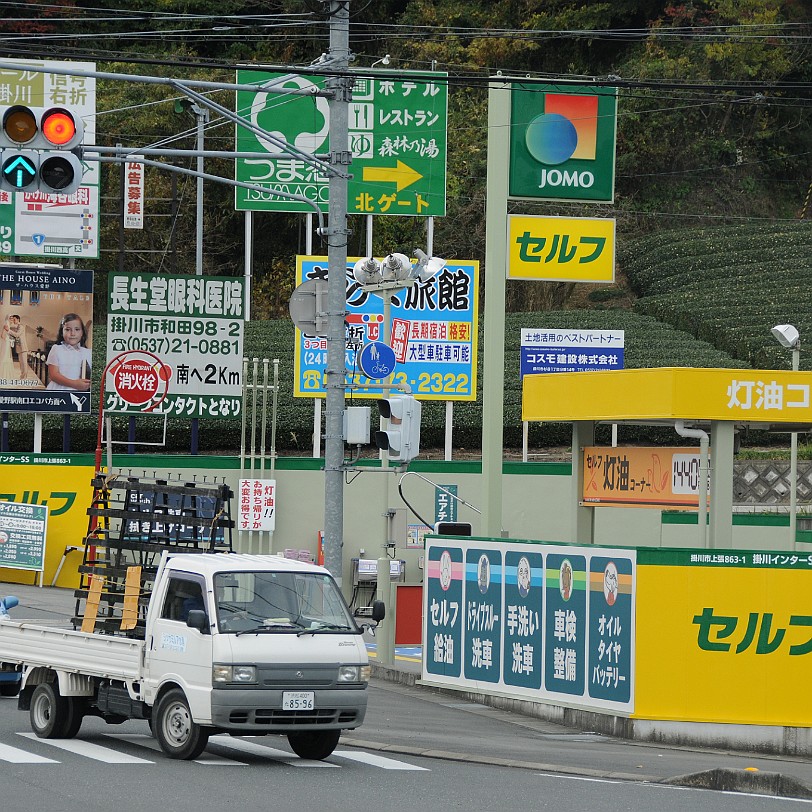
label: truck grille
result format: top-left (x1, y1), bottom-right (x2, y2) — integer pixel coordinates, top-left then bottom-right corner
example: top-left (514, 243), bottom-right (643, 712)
top-left (228, 708), bottom-right (358, 725)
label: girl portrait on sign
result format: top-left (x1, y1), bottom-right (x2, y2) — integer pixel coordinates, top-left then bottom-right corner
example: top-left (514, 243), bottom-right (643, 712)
top-left (46, 312), bottom-right (92, 391)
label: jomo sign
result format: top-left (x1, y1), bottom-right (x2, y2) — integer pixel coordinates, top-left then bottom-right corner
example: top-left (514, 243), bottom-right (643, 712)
top-left (508, 84), bottom-right (617, 204)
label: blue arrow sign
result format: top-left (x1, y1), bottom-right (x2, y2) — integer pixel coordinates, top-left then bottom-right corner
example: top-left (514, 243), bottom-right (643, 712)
top-left (358, 341), bottom-right (397, 380)
top-left (3, 154), bottom-right (36, 188)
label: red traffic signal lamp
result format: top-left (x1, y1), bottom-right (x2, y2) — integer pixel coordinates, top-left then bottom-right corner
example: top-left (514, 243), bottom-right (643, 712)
top-left (0, 106), bottom-right (84, 194)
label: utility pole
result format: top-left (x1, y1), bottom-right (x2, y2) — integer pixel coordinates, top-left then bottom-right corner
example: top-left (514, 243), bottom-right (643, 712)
top-left (322, 0), bottom-right (352, 586)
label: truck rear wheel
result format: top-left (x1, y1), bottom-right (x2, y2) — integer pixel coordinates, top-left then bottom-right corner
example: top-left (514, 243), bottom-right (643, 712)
top-left (30, 683), bottom-right (76, 738)
top-left (154, 689), bottom-right (209, 760)
top-left (287, 730), bottom-right (341, 760)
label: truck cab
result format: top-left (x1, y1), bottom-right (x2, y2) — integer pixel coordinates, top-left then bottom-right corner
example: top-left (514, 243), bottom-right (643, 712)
top-left (144, 552), bottom-right (379, 759)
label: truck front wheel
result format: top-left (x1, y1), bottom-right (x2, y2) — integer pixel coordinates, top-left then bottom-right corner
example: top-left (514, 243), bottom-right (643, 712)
top-left (287, 730), bottom-right (341, 760)
top-left (154, 689), bottom-right (209, 760)
top-left (30, 683), bottom-right (76, 738)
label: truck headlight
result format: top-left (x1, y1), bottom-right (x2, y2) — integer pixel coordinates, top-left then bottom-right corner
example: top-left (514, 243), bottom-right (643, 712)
top-left (338, 665), bottom-right (370, 683)
top-left (213, 665), bottom-right (257, 684)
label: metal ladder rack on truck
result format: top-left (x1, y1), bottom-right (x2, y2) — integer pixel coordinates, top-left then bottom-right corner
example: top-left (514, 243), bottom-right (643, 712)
top-left (0, 475), bottom-right (384, 760)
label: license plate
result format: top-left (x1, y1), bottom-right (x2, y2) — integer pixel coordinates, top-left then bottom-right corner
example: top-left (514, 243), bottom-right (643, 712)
top-left (283, 691), bottom-right (314, 711)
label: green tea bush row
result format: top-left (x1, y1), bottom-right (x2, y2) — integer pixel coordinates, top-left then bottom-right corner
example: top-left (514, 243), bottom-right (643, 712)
top-left (4, 308), bottom-right (748, 454)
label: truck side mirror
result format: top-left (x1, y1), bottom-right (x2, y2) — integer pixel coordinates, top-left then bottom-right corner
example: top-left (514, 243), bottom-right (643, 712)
top-left (371, 600), bottom-right (385, 623)
top-left (186, 609), bottom-right (209, 633)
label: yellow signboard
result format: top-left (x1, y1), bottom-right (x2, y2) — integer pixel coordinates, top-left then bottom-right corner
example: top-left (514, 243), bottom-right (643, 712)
top-left (0, 461), bottom-right (93, 588)
top-left (524, 367), bottom-right (812, 425)
top-left (634, 555), bottom-right (812, 727)
top-left (507, 215), bottom-right (615, 282)
top-left (583, 446), bottom-right (706, 509)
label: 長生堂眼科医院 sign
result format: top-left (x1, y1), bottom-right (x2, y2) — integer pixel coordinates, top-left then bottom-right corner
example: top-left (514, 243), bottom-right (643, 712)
top-left (106, 273), bottom-right (245, 419)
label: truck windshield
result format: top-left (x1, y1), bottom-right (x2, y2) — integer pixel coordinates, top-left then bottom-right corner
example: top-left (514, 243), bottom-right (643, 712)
top-left (214, 570), bottom-right (358, 635)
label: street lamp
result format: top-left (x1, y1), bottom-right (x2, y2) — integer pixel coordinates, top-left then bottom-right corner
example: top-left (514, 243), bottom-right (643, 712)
top-left (351, 250), bottom-right (445, 665)
top-left (771, 324), bottom-right (801, 548)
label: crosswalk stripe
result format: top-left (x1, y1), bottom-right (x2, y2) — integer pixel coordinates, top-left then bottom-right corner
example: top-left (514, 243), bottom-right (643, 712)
top-left (3, 734), bottom-right (426, 771)
top-left (17, 732), bottom-right (153, 764)
top-left (0, 741), bottom-right (59, 763)
top-left (333, 749), bottom-right (430, 771)
top-left (104, 733), bottom-right (247, 765)
top-left (208, 735), bottom-right (338, 767)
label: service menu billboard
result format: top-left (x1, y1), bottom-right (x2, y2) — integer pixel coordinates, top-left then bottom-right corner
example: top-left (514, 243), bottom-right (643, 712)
top-left (424, 536), bottom-right (636, 712)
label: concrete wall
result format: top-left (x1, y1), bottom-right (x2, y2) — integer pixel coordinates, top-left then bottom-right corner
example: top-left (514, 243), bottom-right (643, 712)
top-left (98, 454), bottom-right (807, 595)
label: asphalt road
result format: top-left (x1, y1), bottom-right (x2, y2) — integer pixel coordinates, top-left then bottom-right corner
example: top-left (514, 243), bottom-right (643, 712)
top-left (1, 581), bottom-right (811, 807)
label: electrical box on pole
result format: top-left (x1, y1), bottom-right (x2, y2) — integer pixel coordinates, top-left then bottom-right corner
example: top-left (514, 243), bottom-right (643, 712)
top-left (0, 105), bottom-right (84, 194)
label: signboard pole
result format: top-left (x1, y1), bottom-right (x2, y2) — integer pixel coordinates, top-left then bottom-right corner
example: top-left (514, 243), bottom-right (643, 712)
top-left (323, 1), bottom-right (351, 586)
top-left (482, 82), bottom-right (511, 536)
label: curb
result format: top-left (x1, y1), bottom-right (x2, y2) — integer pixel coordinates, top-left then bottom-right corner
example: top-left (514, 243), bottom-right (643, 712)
top-left (369, 662), bottom-right (812, 793)
top-left (662, 768), bottom-right (812, 800)
top-left (340, 735), bottom-right (659, 782)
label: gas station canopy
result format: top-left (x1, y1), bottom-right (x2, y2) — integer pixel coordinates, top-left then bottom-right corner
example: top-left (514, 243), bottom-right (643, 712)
top-left (522, 367), bottom-right (812, 430)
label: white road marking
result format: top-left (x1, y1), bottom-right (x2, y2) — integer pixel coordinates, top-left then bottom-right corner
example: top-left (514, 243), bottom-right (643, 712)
top-left (208, 734), bottom-right (338, 767)
top-left (104, 732), bottom-right (247, 765)
top-left (18, 732), bottom-right (153, 763)
top-left (0, 741), bottom-right (59, 763)
top-left (333, 749), bottom-right (430, 771)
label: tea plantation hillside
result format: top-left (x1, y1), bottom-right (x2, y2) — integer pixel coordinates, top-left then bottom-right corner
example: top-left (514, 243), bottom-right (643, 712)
top-left (620, 221), bottom-right (812, 370)
top-left (5, 310), bottom-right (748, 454)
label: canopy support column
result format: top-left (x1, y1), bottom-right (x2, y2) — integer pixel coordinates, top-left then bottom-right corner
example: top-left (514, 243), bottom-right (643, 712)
top-left (710, 421), bottom-right (735, 548)
top-left (572, 421), bottom-right (595, 545)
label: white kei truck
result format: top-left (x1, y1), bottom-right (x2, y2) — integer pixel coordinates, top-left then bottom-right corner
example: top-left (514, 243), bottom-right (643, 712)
top-left (0, 552), bottom-right (384, 760)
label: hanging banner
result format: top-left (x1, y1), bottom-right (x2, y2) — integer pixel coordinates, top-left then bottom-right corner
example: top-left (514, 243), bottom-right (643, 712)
top-left (123, 156), bottom-right (144, 229)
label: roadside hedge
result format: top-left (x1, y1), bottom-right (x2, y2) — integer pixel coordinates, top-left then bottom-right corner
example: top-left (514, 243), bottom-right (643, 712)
top-left (2, 310), bottom-right (748, 454)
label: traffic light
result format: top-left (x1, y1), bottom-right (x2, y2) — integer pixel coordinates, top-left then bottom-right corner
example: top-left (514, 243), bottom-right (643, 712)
top-left (0, 106), bottom-right (84, 194)
top-left (376, 395), bottom-right (421, 463)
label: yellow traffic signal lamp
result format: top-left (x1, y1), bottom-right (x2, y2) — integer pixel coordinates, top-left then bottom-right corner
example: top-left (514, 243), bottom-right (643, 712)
top-left (0, 105), bottom-right (84, 194)
top-left (3, 106), bottom-right (38, 144)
